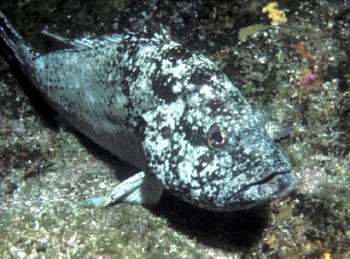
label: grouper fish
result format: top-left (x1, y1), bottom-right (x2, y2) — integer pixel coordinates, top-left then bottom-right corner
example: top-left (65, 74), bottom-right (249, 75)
top-left (0, 11), bottom-right (295, 212)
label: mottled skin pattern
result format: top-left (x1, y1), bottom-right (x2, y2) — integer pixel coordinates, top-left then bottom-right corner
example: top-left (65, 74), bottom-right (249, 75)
top-left (0, 11), bottom-right (295, 211)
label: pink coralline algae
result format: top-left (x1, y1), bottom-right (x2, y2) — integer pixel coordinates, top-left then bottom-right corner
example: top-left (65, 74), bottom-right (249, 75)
top-left (0, 119), bottom-right (28, 135)
top-left (296, 170), bottom-right (323, 194)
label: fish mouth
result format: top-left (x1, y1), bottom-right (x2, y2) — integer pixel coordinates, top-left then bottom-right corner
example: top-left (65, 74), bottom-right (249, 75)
top-left (199, 170), bottom-right (295, 211)
top-left (230, 171), bottom-right (296, 208)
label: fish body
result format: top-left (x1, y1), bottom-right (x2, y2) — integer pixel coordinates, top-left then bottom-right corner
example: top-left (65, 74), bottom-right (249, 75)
top-left (0, 11), bottom-right (295, 211)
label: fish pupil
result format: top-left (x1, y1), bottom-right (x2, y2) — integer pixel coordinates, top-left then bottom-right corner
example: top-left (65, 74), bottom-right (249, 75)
top-left (211, 131), bottom-right (223, 143)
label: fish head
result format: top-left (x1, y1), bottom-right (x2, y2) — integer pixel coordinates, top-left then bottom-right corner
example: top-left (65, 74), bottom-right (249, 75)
top-left (198, 118), bottom-right (295, 211)
top-left (142, 90), bottom-right (294, 211)
top-left (142, 53), bottom-right (295, 211)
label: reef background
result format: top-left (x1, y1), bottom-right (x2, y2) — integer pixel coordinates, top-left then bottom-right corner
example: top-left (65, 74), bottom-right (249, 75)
top-left (0, 0), bottom-right (349, 258)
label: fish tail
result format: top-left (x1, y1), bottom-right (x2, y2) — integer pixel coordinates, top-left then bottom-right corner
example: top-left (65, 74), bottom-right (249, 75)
top-left (0, 11), bottom-right (37, 73)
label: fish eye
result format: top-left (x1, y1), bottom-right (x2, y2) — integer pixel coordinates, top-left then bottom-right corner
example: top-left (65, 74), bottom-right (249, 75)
top-left (207, 124), bottom-right (229, 149)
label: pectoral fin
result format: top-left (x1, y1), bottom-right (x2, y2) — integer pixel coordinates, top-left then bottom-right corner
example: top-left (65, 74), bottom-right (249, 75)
top-left (85, 172), bottom-right (164, 208)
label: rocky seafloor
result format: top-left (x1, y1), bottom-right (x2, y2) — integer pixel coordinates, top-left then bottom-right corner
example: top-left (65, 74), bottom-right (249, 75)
top-left (0, 1), bottom-right (349, 258)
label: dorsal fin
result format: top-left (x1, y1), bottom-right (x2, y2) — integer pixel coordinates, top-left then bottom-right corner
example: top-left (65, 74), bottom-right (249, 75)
top-left (41, 29), bottom-right (124, 51)
top-left (41, 26), bottom-right (170, 53)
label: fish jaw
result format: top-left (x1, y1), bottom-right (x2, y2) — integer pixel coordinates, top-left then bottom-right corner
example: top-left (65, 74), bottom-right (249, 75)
top-left (199, 170), bottom-right (295, 211)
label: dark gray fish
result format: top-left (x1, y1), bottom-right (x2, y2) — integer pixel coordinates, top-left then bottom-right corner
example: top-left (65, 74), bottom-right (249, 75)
top-left (0, 11), bottom-right (295, 211)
